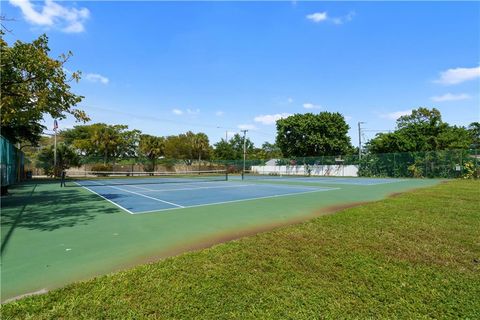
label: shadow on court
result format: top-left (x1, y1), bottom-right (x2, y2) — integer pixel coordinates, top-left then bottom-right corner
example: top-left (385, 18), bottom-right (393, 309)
top-left (1, 182), bottom-right (118, 256)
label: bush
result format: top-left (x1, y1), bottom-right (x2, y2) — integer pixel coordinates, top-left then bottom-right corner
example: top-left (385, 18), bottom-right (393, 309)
top-left (91, 164), bottom-right (113, 176)
top-left (462, 161), bottom-right (478, 179)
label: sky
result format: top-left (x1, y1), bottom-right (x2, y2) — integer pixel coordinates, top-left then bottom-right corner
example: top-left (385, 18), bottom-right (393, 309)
top-left (2, 0), bottom-right (480, 147)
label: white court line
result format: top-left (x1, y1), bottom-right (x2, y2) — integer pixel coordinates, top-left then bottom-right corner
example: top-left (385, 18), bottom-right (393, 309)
top-left (133, 187), bottom-right (340, 215)
top-left (128, 185), bottom-right (154, 191)
top-left (75, 182), bottom-right (134, 214)
top-left (140, 184), bottom-right (256, 192)
top-left (107, 185), bottom-right (185, 208)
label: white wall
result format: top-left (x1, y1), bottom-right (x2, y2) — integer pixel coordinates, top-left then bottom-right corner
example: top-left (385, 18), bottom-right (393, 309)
top-left (250, 165), bottom-right (359, 177)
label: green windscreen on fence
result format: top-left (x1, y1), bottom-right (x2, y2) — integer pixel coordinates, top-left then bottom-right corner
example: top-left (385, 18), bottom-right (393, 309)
top-left (1, 135), bottom-right (24, 187)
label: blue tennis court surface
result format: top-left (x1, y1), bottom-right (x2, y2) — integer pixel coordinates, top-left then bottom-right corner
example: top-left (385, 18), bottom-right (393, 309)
top-left (79, 181), bottom-right (337, 214)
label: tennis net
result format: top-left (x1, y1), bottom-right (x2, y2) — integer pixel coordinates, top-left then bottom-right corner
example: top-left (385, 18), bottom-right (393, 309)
top-left (241, 169), bottom-right (311, 180)
top-left (63, 170), bottom-right (228, 187)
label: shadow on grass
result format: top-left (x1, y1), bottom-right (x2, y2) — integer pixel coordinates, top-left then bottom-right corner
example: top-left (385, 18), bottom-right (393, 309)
top-left (1, 182), bottom-right (119, 256)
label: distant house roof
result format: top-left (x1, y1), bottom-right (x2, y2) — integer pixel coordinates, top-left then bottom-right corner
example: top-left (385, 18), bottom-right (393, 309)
top-left (265, 159), bottom-right (279, 166)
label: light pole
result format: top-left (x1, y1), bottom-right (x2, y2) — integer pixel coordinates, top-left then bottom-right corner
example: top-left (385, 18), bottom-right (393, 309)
top-left (358, 122), bottom-right (365, 160)
top-left (216, 126), bottom-right (229, 141)
top-left (241, 129), bottom-right (248, 179)
top-left (53, 120), bottom-right (58, 176)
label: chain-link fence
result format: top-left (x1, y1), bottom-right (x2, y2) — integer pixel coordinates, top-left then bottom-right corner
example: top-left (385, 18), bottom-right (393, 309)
top-left (1, 135), bottom-right (25, 191)
top-left (357, 149), bottom-right (479, 178)
top-left (33, 149), bottom-right (479, 179)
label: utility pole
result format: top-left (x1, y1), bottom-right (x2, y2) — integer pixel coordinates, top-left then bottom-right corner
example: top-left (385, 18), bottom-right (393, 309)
top-left (241, 129), bottom-right (248, 179)
top-left (53, 119), bottom-right (58, 176)
top-left (358, 122), bottom-right (365, 160)
top-left (216, 126), bottom-right (229, 141)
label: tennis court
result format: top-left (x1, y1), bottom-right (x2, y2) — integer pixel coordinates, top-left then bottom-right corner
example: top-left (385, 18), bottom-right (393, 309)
top-left (78, 181), bottom-right (337, 214)
top-left (66, 170), bottom-right (403, 214)
top-left (1, 173), bottom-right (442, 302)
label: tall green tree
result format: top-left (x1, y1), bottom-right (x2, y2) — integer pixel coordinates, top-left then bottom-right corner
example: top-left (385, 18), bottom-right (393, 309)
top-left (213, 139), bottom-right (235, 160)
top-left (61, 123), bottom-right (140, 163)
top-left (276, 112), bottom-right (353, 157)
top-left (229, 133), bottom-right (254, 159)
top-left (0, 32), bottom-right (88, 144)
top-left (164, 131), bottom-right (211, 165)
top-left (367, 108), bottom-right (473, 153)
top-left (138, 134), bottom-right (165, 171)
top-left (213, 134), bottom-right (255, 160)
top-left (36, 143), bottom-right (80, 176)
top-left (260, 142), bottom-right (283, 159)
top-left (468, 122), bottom-right (480, 149)
top-left (191, 133), bottom-right (211, 163)
top-left (90, 124), bottom-right (123, 164)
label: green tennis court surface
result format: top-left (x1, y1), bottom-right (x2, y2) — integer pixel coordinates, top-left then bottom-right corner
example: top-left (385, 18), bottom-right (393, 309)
top-left (1, 177), bottom-right (441, 302)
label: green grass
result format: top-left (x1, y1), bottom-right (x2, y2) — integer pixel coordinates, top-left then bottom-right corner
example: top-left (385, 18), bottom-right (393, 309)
top-left (2, 179), bottom-right (479, 319)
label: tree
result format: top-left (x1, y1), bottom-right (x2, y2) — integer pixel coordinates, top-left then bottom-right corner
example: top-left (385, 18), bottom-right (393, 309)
top-left (163, 131), bottom-right (212, 165)
top-left (138, 134), bottom-right (165, 172)
top-left (115, 128), bottom-right (141, 159)
top-left (468, 122), bottom-right (480, 149)
top-left (191, 133), bottom-right (211, 168)
top-left (229, 133), bottom-right (254, 159)
top-left (61, 123), bottom-right (140, 163)
top-left (367, 108), bottom-right (473, 154)
top-left (36, 143), bottom-right (80, 176)
top-left (213, 134), bottom-right (255, 160)
top-left (276, 112), bottom-right (353, 157)
top-left (260, 142), bottom-right (282, 159)
top-left (0, 32), bottom-right (89, 144)
top-left (213, 139), bottom-right (235, 160)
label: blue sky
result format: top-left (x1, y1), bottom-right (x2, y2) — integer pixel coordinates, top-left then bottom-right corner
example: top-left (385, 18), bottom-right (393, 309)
top-left (3, 1), bottom-right (480, 146)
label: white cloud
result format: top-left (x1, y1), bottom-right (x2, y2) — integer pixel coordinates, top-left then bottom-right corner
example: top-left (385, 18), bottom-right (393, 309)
top-left (303, 103), bottom-right (322, 110)
top-left (287, 97), bottom-right (294, 103)
top-left (430, 93), bottom-right (471, 102)
top-left (215, 111), bottom-right (225, 116)
top-left (186, 108), bottom-right (200, 115)
top-left (306, 11), bottom-right (355, 25)
top-left (171, 108), bottom-right (200, 115)
top-left (345, 115), bottom-right (353, 121)
top-left (9, 0), bottom-right (90, 33)
top-left (85, 73), bottom-right (109, 85)
top-left (435, 66), bottom-right (480, 85)
top-left (238, 124), bottom-right (256, 130)
top-left (331, 11), bottom-right (356, 25)
top-left (254, 113), bottom-right (292, 125)
top-left (380, 110), bottom-right (412, 120)
top-left (306, 12), bottom-right (328, 23)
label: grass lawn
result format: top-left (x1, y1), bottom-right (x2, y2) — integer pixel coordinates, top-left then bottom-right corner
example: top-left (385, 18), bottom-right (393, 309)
top-left (2, 179), bottom-right (479, 319)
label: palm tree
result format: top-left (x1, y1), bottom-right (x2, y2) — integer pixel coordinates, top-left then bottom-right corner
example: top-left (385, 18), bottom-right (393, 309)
top-left (90, 124), bottom-right (120, 165)
top-left (139, 134), bottom-right (165, 172)
top-left (191, 133), bottom-right (210, 171)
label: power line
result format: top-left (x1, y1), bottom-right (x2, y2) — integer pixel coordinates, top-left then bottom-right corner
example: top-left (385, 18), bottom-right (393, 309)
top-left (71, 104), bottom-right (275, 138)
